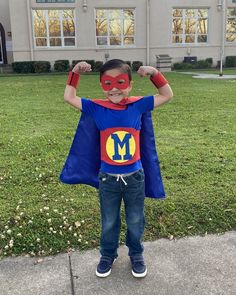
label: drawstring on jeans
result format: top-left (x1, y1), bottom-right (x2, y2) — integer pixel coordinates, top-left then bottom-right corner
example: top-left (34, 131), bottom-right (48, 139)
top-left (116, 175), bottom-right (128, 186)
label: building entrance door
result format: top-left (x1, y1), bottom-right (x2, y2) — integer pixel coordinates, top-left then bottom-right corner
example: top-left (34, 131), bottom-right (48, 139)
top-left (0, 35), bottom-right (3, 64)
top-left (0, 23), bottom-right (7, 64)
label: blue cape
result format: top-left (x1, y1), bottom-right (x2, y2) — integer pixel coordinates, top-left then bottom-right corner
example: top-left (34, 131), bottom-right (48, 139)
top-left (60, 110), bottom-right (165, 199)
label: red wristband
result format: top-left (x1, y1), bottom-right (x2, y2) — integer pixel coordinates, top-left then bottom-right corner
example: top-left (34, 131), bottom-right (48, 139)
top-left (67, 71), bottom-right (80, 88)
top-left (150, 72), bottom-right (168, 88)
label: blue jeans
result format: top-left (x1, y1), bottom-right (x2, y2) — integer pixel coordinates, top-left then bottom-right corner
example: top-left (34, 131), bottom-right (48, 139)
top-left (98, 169), bottom-right (145, 259)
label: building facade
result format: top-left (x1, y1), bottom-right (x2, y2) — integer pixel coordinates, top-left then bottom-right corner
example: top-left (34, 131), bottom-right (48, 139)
top-left (0, 0), bottom-right (236, 67)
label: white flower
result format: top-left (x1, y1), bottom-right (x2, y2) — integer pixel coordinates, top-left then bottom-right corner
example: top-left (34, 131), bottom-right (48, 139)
top-left (75, 221), bottom-right (81, 228)
top-left (48, 219), bottom-right (52, 224)
top-left (6, 229), bottom-right (12, 235)
top-left (36, 238), bottom-right (40, 242)
top-left (17, 233), bottom-right (22, 237)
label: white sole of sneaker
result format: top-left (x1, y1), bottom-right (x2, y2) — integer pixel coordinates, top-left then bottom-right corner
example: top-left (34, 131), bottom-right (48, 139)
top-left (95, 258), bottom-right (116, 278)
top-left (131, 268), bottom-right (147, 278)
top-left (96, 268), bottom-right (111, 278)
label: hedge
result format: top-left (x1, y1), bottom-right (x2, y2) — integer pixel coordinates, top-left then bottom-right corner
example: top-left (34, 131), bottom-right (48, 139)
top-left (225, 56), bottom-right (236, 67)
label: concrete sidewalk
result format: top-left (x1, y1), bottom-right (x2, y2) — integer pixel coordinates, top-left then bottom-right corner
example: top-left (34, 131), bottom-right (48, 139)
top-left (177, 71), bottom-right (236, 80)
top-left (0, 231), bottom-right (235, 295)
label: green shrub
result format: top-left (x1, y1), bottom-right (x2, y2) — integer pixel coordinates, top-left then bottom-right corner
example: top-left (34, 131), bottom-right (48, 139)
top-left (132, 61), bottom-right (143, 71)
top-left (205, 58), bottom-right (213, 65)
top-left (173, 62), bottom-right (193, 70)
top-left (225, 56), bottom-right (236, 67)
top-left (54, 60), bottom-right (70, 72)
top-left (93, 61), bottom-right (103, 72)
top-left (34, 61), bottom-right (51, 73)
top-left (194, 60), bottom-right (211, 69)
top-left (173, 62), bottom-right (183, 70)
top-left (12, 61), bottom-right (35, 73)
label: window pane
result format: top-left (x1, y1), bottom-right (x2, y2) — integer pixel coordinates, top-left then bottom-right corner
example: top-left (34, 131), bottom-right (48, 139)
top-left (97, 36), bottom-right (107, 45)
top-left (198, 19), bottom-right (208, 34)
top-left (34, 10), bottom-right (46, 19)
top-left (63, 9), bottom-right (74, 19)
top-left (185, 35), bottom-right (195, 43)
top-left (48, 10), bottom-right (60, 18)
top-left (124, 36), bottom-right (134, 45)
top-left (198, 9), bottom-right (208, 18)
top-left (95, 8), bottom-right (135, 46)
top-left (63, 19), bottom-right (75, 36)
top-left (64, 38), bottom-right (75, 46)
top-left (96, 9), bottom-right (107, 18)
top-left (172, 35), bottom-right (182, 43)
top-left (172, 8), bottom-right (208, 44)
top-left (226, 20), bottom-right (236, 33)
top-left (186, 9), bottom-right (195, 18)
top-left (124, 9), bottom-right (134, 19)
top-left (50, 38), bottom-right (62, 46)
top-left (34, 10), bottom-right (47, 37)
top-left (109, 10), bottom-right (121, 20)
top-left (185, 19), bottom-right (195, 34)
top-left (227, 8), bottom-right (236, 17)
top-left (172, 19), bottom-right (183, 34)
top-left (173, 9), bottom-right (182, 17)
top-left (226, 33), bottom-right (236, 42)
top-left (124, 19), bottom-right (134, 36)
top-left (33, 9), bottom-right (75, 48)
top-left (198, 35), bottom-right (207, 42)
top-left (35, 38), bottom-right (47, 46)
top-left (96, 19), bottom-right (107, 36)
top-left (109, 19), bottom-right (121, 36)
top-left (49, 19), bottom-right (61, 37)
top-left (110, 36), bottom-right (121, 45)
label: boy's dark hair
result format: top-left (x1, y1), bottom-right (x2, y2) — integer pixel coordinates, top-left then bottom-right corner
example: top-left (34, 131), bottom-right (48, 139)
top-left (100, 59), bottom-right (132, 81)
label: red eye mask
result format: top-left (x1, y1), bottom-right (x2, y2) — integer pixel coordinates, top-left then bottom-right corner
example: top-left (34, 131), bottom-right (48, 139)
top-left (101, 74), bottom-right (130, 91)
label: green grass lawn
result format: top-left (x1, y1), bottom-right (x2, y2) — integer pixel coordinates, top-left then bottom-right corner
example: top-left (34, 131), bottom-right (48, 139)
top-left (0, 70), bottom-right (236, 258)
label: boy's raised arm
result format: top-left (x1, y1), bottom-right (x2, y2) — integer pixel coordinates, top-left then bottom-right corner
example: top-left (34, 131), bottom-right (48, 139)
top-left (137, 66), bottom-right (173, 108)
top-left (64, 61), bottom-right (91, 110)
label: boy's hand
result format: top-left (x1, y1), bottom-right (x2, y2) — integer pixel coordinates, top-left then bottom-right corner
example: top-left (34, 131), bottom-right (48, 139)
top-left (72, 61), bottom-right (91, 74)
top-left (137, 66), bottom-right (158, 77)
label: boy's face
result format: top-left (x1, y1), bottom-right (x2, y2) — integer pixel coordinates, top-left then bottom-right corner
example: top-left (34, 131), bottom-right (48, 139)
top-left (100, 68), bottom-right (133, 104)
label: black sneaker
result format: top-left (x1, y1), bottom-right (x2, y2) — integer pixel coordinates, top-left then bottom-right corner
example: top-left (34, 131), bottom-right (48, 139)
top-left (130, 254), bottom-right (147, 278)
top-left (96, 256), bottom-right (116, 278)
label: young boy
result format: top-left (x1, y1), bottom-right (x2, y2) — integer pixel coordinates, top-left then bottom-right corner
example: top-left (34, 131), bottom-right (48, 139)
top-left (64, 59), bottom-right (173, 278)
